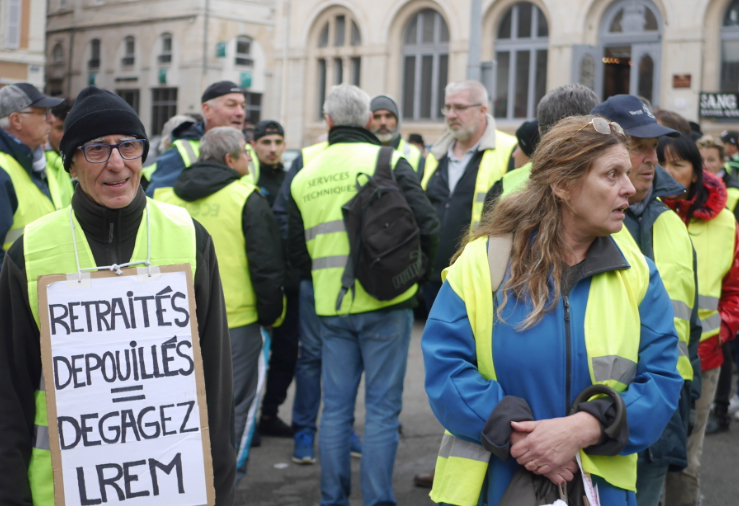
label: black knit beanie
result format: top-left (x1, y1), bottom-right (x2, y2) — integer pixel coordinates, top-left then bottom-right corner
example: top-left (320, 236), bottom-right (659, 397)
top-left (60, 86), bottom-right (149, 171)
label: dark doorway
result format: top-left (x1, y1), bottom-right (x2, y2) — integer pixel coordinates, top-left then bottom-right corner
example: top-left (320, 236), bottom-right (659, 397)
top-left (603, 46), bottom-right (631, 100)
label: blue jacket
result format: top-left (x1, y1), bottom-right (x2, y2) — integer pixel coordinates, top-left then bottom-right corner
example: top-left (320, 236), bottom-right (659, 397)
top-left (0, 129), bottom-right (51, 269)
top-left (145, 121), bottom-right (204, 197)
top-left (422, 236), bottom-right (682, 506)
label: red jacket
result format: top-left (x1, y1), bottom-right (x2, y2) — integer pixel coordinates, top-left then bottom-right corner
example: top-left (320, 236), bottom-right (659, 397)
top-left (664, 170), bottom-right (739, 371)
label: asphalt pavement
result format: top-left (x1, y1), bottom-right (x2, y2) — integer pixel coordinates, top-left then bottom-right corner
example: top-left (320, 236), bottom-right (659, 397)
top-left (237, 320), bottom-right (739, 506)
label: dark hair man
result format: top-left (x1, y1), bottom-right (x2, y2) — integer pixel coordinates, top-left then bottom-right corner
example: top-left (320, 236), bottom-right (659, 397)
top-left (0, 83), bottom-right (63, 269)
top-left (593, 95), bottom-right (700, 506)
top-left (146, 81), bottom-right (248, 195)
top-left (44, 99), bottom-right (75, 210)
top-left (721, 130), bottom-right (739, 177)
top-left (0, 86), bottom-right (236, 505)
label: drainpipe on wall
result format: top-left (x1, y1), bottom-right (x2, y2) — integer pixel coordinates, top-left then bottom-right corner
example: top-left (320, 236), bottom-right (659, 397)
top-left (279, 0), bottom-right (290, 128)
top-left (67, 29), bottom-right (74, 97)
top-left (467, 0), bottom-right (482, 82)
top-left (202, 0), bottom-right (210, 88)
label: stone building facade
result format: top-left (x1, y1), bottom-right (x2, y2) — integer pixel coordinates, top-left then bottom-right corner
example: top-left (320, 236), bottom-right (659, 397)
top-left (0, 0), bottom-right (47, 88)
top-left (271, 0), bottom-right (739, 148)
top-left (45, 0), bottom-right (276, 137)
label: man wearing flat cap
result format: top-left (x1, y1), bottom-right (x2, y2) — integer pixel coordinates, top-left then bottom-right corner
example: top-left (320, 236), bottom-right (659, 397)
top-left (0, 83), bottom-right (64, 269)
top-left (146, 80), bottom-right (248, 196)
top-left (0, 86), bottom-right (236, 505)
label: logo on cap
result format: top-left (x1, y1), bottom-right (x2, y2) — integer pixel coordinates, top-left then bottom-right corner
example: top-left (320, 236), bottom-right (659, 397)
top-left (643, 105), bottom-right (655, 119)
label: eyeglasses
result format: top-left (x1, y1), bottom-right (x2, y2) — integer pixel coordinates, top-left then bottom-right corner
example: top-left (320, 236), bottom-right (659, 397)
top-left (441, 103), bottom-right (482, 116)
top-left (78, 139), bottom-right (146, 163)
top-left (18, 109), bottom-right (51, 120)
top-left (577, 117), bottom-right (625, 136)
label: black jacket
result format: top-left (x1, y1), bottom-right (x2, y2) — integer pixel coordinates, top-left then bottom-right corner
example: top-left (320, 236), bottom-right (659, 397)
top-left (0, 129), bottom-right (53, 269)
top-left (174, 160), bottom-right (285, 326)
top-left (0, 186), bottom-right (236, 505)
top-left (256, 162), bottom-right (285, 208)
top-left (623, 165), bottom-right (701, 471)
top-left (286, 126), bottom-right (439, 310)
top-left (424, 149), bottom-right (486, 283)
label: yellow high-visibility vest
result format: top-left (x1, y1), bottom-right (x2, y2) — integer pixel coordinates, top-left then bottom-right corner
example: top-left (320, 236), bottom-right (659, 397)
top-left (430, 229), bottom-right (648, 505)
top-left (689, 209), bottom-right (737, 342)
top-left (173, 138), bottom-right (261, 186)
top-left (302, 141), bottom-right (328, 166)
top-left (43, 150), bottom-right (74, 210)
top-left (291, 142), bottom-right (417, 316)
top-left (23, 199), bottom-right (196, 505)
top-left (1, 152), bottom-right (55, 251)
top-left (398, 138), bottom-right (422, 173)
top-left (421, 131), bottom-right (517, 229)
top-left (154, 181), bottom-right (261, 328)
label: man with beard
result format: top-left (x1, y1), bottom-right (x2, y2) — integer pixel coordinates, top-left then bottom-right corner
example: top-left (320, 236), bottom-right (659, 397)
top-left (369, 95), bottom-right (425, 178)
top-left (419, 80), bottom-right (516, 308)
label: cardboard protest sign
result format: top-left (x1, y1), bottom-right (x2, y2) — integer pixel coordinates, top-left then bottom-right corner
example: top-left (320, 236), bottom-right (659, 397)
top-left (37, 265), bottom-right (215, 506)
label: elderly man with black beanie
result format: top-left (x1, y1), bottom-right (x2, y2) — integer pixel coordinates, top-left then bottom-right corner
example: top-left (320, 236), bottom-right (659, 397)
top-left (369, 94), bottom-right (425, 178)
top-left (147, 80), bottom-right (247, 196)
top-left (0, 86), bottom-right (236, 505)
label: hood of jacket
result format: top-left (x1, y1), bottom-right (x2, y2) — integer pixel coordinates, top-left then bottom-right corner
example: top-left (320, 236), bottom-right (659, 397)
top-left (171, 121), bottom-right (205, 142)
top-left (429, 114), bottom-right (499, 160)
top-left (0, 128), bottom-right (34, 173)
top-left (328, 125), bottom-right (381, 146)
top-left (173, 160), bottom-right (241, 202)
top-left (663, 170), bottom-right (727, 222)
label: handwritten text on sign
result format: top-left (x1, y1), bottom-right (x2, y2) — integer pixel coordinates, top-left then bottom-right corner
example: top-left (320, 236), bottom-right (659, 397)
top-left (41, 268), bottom-right (212, 506)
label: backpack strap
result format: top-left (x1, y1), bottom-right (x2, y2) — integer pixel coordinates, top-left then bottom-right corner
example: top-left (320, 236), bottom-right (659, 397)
top-left (375, 145), bottom-right (395, 181)
top-left (487, 234), bottom-right (512, 292)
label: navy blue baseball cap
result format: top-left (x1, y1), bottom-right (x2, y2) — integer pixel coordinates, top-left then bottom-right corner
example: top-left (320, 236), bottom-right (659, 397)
top-left (591, 95), bottom-right (679, 139)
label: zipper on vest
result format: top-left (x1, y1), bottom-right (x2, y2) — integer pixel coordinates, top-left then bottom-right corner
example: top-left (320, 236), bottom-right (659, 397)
top-left (563, 295), bottom-right (571, 416)
top-left (108, 222), bottom-right (114, 244)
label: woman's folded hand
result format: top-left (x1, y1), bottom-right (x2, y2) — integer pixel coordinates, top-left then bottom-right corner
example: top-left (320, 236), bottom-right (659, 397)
top-left (509, 412), bottom-right (601, 476)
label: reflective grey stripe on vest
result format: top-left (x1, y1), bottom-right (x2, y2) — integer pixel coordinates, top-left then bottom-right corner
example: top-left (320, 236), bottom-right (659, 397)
top-left (698, 295), bottom-right (719, 312)
top-left (701, 313), bottom-right (722, 334)
top-left (312, 255), bottom-right (348, 270)
top-left (475, 192), bottom-right (486, 203)
top-left (39, 373), bottom-right (45, 392)
top-left (180, 141), bottom-right (197, 166)
top-left (305, 220), bottom-right (346, 242)
top-left (438, 432), bottom-right (490, 463)
top-left (34, 424), bottom-right (50, 451)
top-left (402, 142), bottom-right (411, 157)
top-left (4, 226), bottom-right (23, 245)
top-left (672, 300), bottom-right (691, 321)
top-left (678, 340), bottom-right (689, 358)
top-left (592, 355), bottom-right (637, 385)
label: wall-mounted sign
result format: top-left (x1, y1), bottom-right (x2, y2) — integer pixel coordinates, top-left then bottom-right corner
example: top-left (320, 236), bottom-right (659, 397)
top-left (240, 72), bottom-right (252, 89)
top-left (673, 74), bottom-right (691, 88)
top-left (699, 92), bottom-right (739, 119)
top-left (215, 42), bottom-right (227, 58)
top-left (159, 68), bottom-right (167, 85)
top-left (88, 72), bottom-right (97, 86)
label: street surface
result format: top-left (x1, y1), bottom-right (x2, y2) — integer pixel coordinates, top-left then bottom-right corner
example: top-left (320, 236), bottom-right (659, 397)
top-left (237, 321), bottom-right (739, 505)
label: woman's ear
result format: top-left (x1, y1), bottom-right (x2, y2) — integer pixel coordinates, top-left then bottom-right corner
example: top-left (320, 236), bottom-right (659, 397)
top-left (550, 181), bottom-right (568, 201)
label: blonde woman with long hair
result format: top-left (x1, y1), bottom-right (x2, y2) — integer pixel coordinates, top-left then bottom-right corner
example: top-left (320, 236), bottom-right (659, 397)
top-left (422, 115), bottom-right (682, 506)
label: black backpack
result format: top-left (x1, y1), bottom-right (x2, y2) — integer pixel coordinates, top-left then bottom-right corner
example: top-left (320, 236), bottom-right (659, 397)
top-left (335, 146), bottom-right (426, 311)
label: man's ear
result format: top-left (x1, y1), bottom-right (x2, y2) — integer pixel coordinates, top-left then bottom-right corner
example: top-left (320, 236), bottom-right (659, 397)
top-left (8, 112), bottom-right (22, 132)
top-left (324, 114), bottom-right (335, 130)
top-left (69, 159), bottom-right (78, 179)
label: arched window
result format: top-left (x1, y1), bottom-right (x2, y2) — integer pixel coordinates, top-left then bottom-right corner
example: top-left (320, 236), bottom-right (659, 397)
top-left (88, 39), bottom-right (101, 69)
top-left (493, 2), bottom-right (548, 119)
top-left (52, 43), bottom-right (64, 63)
top-left (121, 36), bottom-right (135, 66)
top-left (159, 33), bottom-right (172, 64)
top-left (235, 36), bottom-right (253, 67)
top-left (722, 0), bottom-right (739, 91)
top-left (401, 9), bottom-right (449, 121)
top-left (313, 10), bottom-right (363, 119)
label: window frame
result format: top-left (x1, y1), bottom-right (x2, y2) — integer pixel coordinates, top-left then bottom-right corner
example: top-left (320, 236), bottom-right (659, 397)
top-left (121, 36), bottom-right (135, 67)
top-left (401, 9), bottom-right (450, 122)
top-left (158, 33), bottom-right (173, 65)
top-left (494, 2), bottom-right (549, 120)
top-left (721, 0), bottom-right (739, 92)
top-left (88, 39), bottom-right (101, 70)
top-left (151, 87), bottom-right (178, 136)
top-left (235, 36), bottom-right (254, 67)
